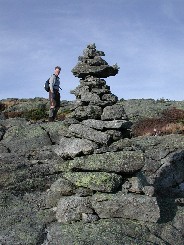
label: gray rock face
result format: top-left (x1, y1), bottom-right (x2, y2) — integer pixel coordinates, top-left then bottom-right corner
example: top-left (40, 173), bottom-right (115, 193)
top-left (45, 178), bottom-right (76, 208)
top-left (70, 105), bottom-right (102, 120)
top-left (1, 123), bottom-right (52, 153)
top-left (69, 124), bottom-right (111, 144)
top-left (59, 150), bottom-right (144, 173)
top-left (81, 119), bottom-right (129, 130)
top-left (0, 143), bottom-right (9, 153)
top-left (56, 196), bottom-right (93, 223)
top-left (101, 104), bottom-right (127, 120)
top-left (132, 135), bottom-right (184, 192)
top-left (81, 92), bottom-right (101, 103)
top-left (1, 120), bottom-right (184, 245)
top-left (92, 193), bottom-right (160, 223)
top-left (44, 217), bottom-right (184, 245)
top-left (54, 137), bottom-right (97, 158)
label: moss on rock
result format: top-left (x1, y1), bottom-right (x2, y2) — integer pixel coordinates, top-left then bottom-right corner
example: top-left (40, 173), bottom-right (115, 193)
top-left (63, 172), bottom-right (122, 192)
top-left (58, 150), bottom-right (144, 173)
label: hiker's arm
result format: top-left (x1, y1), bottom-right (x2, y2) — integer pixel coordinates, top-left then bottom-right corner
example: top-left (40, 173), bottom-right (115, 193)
top-left (49, 75), bottom-right (55, 93)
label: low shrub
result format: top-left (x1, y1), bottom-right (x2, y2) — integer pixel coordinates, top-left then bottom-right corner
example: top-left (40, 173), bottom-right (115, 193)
top-left (132, 107), bottom-right (184, 137)
top-left (57, 109), bottom-right (72, 121)
top-left (3, 108), bottom-right (48, 121)
top-left (57, 113), bottom-right (66, 121)
top-left (0, 102), bottom-right (6, 112)
top-left (24, 108), bottom-right (48, 121)
top-left (4, 111), bottom-right (23, 119)
top-left (161, 107), bottom-right (184, 123)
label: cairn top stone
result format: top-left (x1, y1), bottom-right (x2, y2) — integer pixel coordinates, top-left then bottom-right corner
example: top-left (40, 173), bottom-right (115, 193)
top-left (72, 43), bottom-right (119, 78)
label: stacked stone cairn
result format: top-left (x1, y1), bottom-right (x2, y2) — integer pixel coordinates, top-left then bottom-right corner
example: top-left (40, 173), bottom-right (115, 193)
top-left (67, 43), bottom-right (130, 149)
top-left (50, 44), bottom-right (161, 227)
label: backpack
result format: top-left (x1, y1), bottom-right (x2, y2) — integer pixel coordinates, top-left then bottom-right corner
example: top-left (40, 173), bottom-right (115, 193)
top-left (44, 78), bottom-right (50, 92)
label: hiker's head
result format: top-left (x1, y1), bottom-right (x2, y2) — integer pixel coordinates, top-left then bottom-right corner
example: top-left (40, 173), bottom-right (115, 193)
top-left (54, 66), bottom-right (61, 76)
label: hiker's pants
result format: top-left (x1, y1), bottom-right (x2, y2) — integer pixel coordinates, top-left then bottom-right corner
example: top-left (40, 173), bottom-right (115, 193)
top-left (49, 90), bottom-right (60, 119)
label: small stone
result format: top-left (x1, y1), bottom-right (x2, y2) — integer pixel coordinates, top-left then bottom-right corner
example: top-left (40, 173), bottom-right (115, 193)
top-left (142, 186), bottom-right (155, 196)
top-left (82, 213), bottom-right (99, 223)
top-left (101, 104), bottom-right (127, 120)
top-left (56, 196), bottom-right (93, 223)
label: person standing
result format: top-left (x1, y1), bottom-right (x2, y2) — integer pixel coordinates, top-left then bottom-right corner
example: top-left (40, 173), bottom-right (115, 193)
top-left (48, 66), bottom-right (61, 122)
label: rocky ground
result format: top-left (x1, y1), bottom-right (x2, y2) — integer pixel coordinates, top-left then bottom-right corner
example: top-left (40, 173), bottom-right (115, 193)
top-left (0, 44), bottom-right (184, 245)
top-left (1, 97), bottom-right (184, 123)
top-left (0, 117), bottom-right (184, 244)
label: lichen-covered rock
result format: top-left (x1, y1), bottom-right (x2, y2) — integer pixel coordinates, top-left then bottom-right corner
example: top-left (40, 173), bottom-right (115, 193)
top-left (54, 137), bottom-right (97, 158)
top-left (132, 135), bottom-right (184, 191)
top-left (70, 105), bottom-right (102, 120)
top-left (74, 187), bottom-right (94, 197)
top-left (79, 76), bottom-right (106, 87)
top-left (152, 150), bottom-right (184, 190)
top-left (45, 178), bottom-right (76, 208)
top-left (172, 206), bottom-right (184, 236)
top-left (81, 119), bottom-right (129, 130)
top-left (81, 92), bottom-right (101, 103)
top-left (106, 129), bottom-right (123, 141)
top-left (63, 172), bottom-right (122, 192)
top-left (81, 213), bottom-right (99, 223)
top-left (108, 138), bottom-right (134, 152)
top-left (58, 150), bottom-right (144, 173)
top-left (91, 193), bottom-right (160, 223)
top-left (44, 218), bottom-right (176, 245)
top-left (0, 192), bottom-right (47, 245)
top-left (101, 93), bottom-right (118, 103)
top-left (120, 98), bottom-right (184, 122)
top-left (0, 153), bottom-right (60, 192)
top-left (128, 175), bottom-right (145, 194)
top-left (0, 143), bottom-right (9, 153)
top-left (70, 84), bottom-right (90, 97)
top-left (0, 117), bottom-right (29, 128)
top-left (101, 104), bottom-right (127, 120)
top-left (2, 123), bottom-right (52, 153)
top-left (69, 124), bottom-right (111, 144)
top-left (41, 121), bottom-right (69, 144)
top-left (56, 196), bottom-right (94, 223)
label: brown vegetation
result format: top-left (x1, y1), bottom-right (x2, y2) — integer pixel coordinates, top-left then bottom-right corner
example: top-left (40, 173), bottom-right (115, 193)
top-left (0, 102), bottom-right (6, 112)
top-left (1, 99), bottom-right (20, 110)
top-left (4, 111), bottom-right (23, 119)
top-left (57, 113), bottom-right (66, 121)
top-left (132, 107), bottom-right (184, 137)
top-left (3, 108), bottom-right (70, 122)
top-left (3, 108), bottom-right (48, 121)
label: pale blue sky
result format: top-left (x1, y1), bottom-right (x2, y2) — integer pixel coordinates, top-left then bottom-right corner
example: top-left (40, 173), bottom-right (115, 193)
top-left (0, 0), bottom-right (184, 101)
